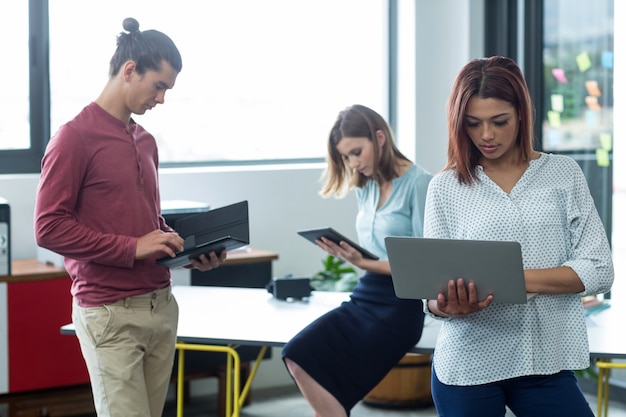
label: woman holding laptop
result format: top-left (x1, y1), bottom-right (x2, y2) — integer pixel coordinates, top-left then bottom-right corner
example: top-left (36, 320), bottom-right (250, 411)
top-left (282, 104), bottom-right (432, 417)
top-left (424, 56), bottom-right (614, 416)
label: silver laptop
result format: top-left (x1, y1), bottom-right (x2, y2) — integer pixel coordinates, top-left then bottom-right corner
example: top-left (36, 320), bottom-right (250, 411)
top-left (385, 237), bottom-right (527, 304)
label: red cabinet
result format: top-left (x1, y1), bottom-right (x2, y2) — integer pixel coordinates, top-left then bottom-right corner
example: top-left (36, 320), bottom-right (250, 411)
top-left (7, 277), bottom-right (89, 392)
top-left (0, 260), bottom-right (89, 393)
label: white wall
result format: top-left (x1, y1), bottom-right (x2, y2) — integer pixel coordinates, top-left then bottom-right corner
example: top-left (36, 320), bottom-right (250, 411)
top-left (0, 165), bottom-right (360, 394)
top-left (0, 166), bottom-right (358, 278)
top-left (0, 0), bottom-right (484, 396)
top-left (412, 0), bottom-right (484, 174)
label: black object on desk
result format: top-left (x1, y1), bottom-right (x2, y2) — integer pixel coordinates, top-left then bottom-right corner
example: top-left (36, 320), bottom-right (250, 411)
top-left (190, 251), bottom-right (273, 288)
top-left (266, 276), bottom-right (313, 300)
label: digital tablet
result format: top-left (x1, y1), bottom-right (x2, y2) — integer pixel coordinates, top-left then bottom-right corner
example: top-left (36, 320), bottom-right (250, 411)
top-left (385, 237), bottom-right (527, 304)
top-left (297, 227), bottom-right (379, 260)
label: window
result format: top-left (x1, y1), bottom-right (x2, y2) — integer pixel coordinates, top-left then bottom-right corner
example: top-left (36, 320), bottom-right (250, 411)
top-left (0, 2), bottom-right (29, 151)
top-left (540, 0), bottom-right (614, 240)
top-left (542, 0), bottom-right (614, 153)
top-left (0, 2), bottom-right (41, 174)
top-left (486, 0), bottom-right (617, 296)
top-left (48, 0), bottom-right (388, 166)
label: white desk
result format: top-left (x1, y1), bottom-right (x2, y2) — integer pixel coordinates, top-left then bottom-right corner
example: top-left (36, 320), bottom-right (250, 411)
top-left (172, 285), bottom-right (440, 352)
top-left (63, 287), bottom-right (626, 417)
top-left (171, 285), bottom-right (440, 417)
top-left (61, 285), bottom-right (440, 417)
top-left (585, 302), bottom-right (626, 417)
top-left (169, 287), bottom-right (626, 417)
top-left (586, 302), bottom-right (626, 360)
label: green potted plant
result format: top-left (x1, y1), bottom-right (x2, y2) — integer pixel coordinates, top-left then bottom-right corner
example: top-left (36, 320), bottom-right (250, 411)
top-left (310, 255), bottom-right (358, 292)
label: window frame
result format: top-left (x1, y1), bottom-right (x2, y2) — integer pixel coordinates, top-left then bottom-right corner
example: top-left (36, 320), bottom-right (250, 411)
top-left (0, 1), bottom-right (49, 174)
top-left (0, 0), bottom-right (399, 175)
top-left (485, 0), bottom-right (614, 294)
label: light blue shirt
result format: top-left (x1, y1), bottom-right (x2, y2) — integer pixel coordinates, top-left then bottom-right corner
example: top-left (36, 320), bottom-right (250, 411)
top-left (424, 152), bottom-right (614, 386)
top-left (356, 164), bottom-right (432, 259)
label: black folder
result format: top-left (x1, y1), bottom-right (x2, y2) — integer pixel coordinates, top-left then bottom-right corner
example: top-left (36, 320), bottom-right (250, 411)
top-left (157, 200), bottom-right (249, 268)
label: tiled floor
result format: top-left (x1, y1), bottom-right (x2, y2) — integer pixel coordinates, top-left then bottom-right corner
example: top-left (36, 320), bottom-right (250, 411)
top-left (164, 383), bottom-right (626, 417)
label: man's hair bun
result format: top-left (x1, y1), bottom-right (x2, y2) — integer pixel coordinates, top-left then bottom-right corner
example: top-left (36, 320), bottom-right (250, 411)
top-left (123, 17), bottom-right (140, 33)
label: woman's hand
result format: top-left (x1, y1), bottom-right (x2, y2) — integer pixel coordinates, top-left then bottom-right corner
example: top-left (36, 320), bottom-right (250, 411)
top-left (430, 278), bottom-right (493, 317)
top-left (316, 237), bottom-right (364, 265)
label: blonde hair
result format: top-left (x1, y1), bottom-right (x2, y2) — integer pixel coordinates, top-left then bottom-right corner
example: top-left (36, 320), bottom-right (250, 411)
top-left (320, 104), bottom-right (410, 198)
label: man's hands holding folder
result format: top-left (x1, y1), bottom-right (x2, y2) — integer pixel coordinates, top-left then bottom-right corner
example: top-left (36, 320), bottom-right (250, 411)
top-left (136, 229), bottom-right (226, 271)
top-left (187, 249), bottom-right (227, 271)
top-left (136, 230), bottom-right (184, 260)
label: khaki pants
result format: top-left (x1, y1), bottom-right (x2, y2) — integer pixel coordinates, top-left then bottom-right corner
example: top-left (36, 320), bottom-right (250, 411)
top-left (72, 286), bottom-right (179, 417)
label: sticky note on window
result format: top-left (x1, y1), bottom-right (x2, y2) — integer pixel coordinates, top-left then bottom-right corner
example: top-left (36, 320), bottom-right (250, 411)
top-left (596, 148), bottom-right (610, 167)
top-left (599, 133), bottom-right (612, 151)
top-left (552, 68), bottom-right (568, 83)
top-left (585, 80), bottom-right (601, 97)
top-left (585, 110), bottom-right (598, 128)
top-left (601, 51), bottom-right (614, 69)
top-left (576, 52), bottom-right (592, 72)
top-left (547, 111), bottom-right (561, 128)
top-left (551, 94), bottom-right (564, 112)
top-left (585, 96), bottom-right (601, 111)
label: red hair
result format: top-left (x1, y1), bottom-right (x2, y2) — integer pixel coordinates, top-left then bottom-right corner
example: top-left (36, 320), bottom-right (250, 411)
top-left (445, 56), bottom-right (536, 184)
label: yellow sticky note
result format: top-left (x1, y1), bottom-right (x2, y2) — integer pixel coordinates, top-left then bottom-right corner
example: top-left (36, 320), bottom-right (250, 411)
top-left (596, 148), bottom-right (609, 167)
top-left (547, 111), bottom-right (561, 128)
top-left (577, 52), bottom-right (592, 72)
top-left (599, 133), bottom-right (612, 151)
top-left (551, 94), bottom-right (564, 112)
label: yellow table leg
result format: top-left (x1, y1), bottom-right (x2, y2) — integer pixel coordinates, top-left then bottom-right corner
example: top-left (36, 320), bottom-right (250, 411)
top-left (175, 343), bottom-right (241, 417)
top-left (238, 346), bottom-right (268, 409)
top-left (597, 365), bottom-right (607, 417)
top-left (177, 348), bottom-right (185, 417)
top-left (595, 360), bottom-right (626, 417)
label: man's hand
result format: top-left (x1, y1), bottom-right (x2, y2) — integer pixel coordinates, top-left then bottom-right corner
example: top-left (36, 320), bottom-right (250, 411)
top-left (136, 230), bottom-right (184, 260)
top-left (188, 249), bottom-right (227, 272)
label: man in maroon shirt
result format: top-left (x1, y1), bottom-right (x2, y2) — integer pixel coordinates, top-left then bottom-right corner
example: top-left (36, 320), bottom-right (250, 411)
top-left (34, 17), bottom-right (225, 417)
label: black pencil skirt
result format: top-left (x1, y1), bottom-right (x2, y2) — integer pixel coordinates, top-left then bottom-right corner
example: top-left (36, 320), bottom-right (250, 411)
top-left (281, 271), bottom-right (425, 415)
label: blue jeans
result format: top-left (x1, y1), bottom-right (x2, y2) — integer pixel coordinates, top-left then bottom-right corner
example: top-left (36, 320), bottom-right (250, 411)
top-left (432, 366), bottom-right (594, 417)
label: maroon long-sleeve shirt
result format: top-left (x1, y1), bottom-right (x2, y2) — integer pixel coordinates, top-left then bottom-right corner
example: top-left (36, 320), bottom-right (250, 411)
top-left (35, 102), bottom-right (172, 307)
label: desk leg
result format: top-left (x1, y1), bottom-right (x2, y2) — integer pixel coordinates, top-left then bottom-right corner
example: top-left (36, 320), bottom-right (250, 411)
top-left (175, 343), bottom-right (241, 417)
top-left (602, 366), bottom-right (609, 417)
top-left (238, 346), bottom-right (268, 409)
top-left (598, 367), bottom-right (609, 417)
top-left (594, 359), bottom-right (626, 417)
top-left (177, 349), bottom-right (186, 417)
top-left (225, 349), bottom-right (233, 417)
